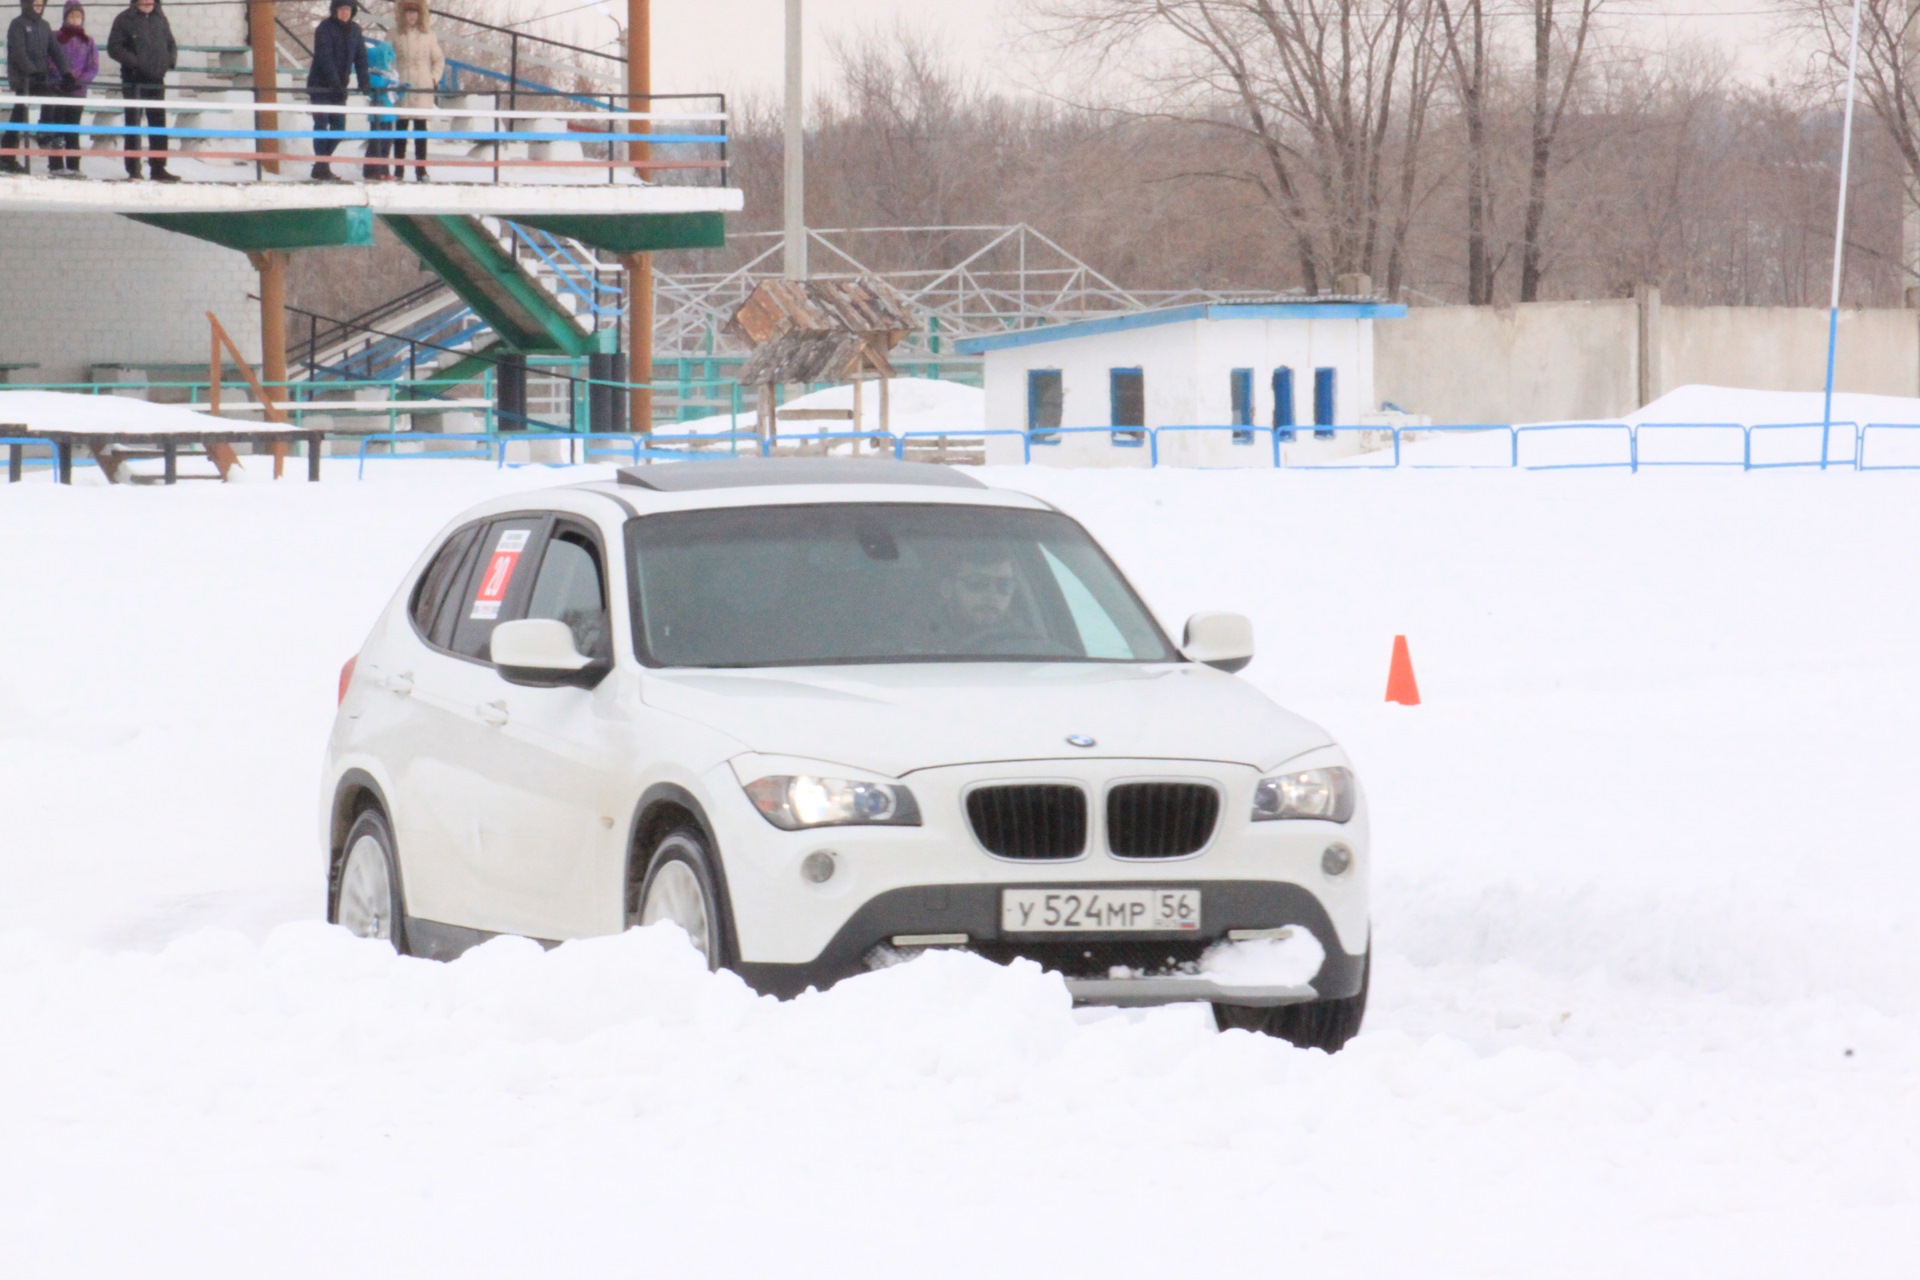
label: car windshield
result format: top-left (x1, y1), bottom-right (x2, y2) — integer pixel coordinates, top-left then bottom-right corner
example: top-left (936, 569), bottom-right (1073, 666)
top-left (626, 502), bottom-right (1179, 667)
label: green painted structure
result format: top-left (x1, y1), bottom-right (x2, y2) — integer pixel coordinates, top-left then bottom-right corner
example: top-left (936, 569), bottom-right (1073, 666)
top-left (121, 204), bottom-right (728, 362)
top-left (125, 207), bottom-right (375, 252)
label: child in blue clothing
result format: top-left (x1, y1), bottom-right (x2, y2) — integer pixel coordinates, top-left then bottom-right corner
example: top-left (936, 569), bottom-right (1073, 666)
top-left (364, 24), bottom-right (397, 180)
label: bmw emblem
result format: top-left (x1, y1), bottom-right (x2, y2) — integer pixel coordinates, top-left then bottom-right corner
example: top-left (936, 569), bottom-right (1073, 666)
top-left (1066, 734), bottom-right (1096, 748)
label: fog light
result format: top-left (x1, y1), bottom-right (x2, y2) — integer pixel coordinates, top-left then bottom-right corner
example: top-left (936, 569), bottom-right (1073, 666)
top-left (801, 850), bottom-right (838, 884)
top-left (1321, 841), bottom-right (1354, 877)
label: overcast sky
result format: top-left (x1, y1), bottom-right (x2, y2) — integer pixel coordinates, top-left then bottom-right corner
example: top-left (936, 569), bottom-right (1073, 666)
top-left (499, 0), bottom-right (1815, 101)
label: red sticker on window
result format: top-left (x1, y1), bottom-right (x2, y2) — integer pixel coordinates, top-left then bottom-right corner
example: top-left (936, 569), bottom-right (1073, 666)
top-left (470, 529), bottom-right (530, 620)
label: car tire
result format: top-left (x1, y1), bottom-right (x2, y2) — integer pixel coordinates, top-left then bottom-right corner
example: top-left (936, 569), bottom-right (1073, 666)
top-left (636, 827), bottom-right (732, 970)
top-left (1212, 947), bottom-right (1369, 1052)
top-left (330, 807), bottom-right (410, 955)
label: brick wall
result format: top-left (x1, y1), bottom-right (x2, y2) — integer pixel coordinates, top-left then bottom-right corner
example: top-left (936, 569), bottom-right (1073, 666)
top-left (0, 212), bottom-right (261, 384)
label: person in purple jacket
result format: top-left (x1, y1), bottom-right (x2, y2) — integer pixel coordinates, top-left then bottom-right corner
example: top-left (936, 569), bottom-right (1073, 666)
top-left (45, 1), bottom-right (96, 177)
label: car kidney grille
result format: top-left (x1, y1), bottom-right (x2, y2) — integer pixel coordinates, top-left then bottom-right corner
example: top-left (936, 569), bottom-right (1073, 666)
top-left (966, 785), bottom-right (1088, 859)
top-left (1106, 782), bottom-right (1221, 858)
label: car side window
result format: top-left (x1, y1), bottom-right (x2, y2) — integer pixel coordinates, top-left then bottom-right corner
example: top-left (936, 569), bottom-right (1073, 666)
top-left (448, 516), bottom-right (548, 662)
top-left (410, 523), bottom-right (482, 646)
top-left (525, 525), bottom-right (610, 660)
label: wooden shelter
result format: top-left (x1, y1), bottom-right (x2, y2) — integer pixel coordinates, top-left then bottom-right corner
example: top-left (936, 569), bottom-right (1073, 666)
top-left (726, 278), bottom-right (915, 441)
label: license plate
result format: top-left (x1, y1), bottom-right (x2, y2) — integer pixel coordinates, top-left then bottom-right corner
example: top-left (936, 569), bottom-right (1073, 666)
top-left (1001, 888), bottom-right (1201, 933)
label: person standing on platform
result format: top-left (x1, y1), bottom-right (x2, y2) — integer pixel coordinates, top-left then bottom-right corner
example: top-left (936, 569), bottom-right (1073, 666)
top-left (3, 0), bottom-right (57, 176)
top-left (306, 0), bottom-right (367, 182)
top-left (390, 0), bottom-right (441, 182)
top-left (363, 22), bottom-right (396, 180)
top-left (105, 0), bottom-right (174, 181)
top-left (44, 2), bottom-right (96, 177)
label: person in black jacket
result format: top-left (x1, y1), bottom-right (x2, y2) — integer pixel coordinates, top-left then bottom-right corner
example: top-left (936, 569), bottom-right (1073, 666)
top-left (3, 0), bottom-right (57, 176)
top-left (307, 0), bottom-right (368, 181)
top-left (105, 0), bottom-right (176, 181)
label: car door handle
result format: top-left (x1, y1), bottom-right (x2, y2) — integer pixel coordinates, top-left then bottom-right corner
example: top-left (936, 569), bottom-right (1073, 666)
top-left (382, 672), bottom-right (414, 696)
top-left (475, 700), bottom-right (509, 727)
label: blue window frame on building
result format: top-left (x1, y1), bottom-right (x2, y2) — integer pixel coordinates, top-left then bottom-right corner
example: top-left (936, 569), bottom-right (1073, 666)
top-left (1230, 368), bottom-right (1254, 444)
top-left (1027, 369), bottom-right (1063, 444)
top-left (1313, 367), bottom-right (1336, 439)
top-left (1272, 367), bottom-right (1296, 443)
top-left (1109, 368), bottom-right (1145, 445)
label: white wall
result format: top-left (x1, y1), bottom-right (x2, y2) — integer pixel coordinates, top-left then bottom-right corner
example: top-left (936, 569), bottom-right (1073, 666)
top-left (979, 314), bottom-right (1378, 466)
top-left (0, 213), bottom-right (260, 385)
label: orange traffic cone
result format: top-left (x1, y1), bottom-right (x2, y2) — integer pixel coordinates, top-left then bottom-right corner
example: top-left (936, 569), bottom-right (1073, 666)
top-left (1385, 635), bottom-right (1421, 705)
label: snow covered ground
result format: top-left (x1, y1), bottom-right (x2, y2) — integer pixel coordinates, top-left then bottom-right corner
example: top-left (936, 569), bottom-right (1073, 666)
top-left (1, 460), bottom-right (1915, 1276)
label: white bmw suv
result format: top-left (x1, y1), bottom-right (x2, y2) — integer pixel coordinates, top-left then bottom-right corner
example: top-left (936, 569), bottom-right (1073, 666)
top-left (324, 458), bottom-right (1371, 1049)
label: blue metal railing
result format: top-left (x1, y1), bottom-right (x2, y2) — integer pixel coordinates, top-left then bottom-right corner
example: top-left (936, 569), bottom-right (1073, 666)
top-left (2, 436), bottom-right (63, 481)
top-left (509, 224), bottom-right (623, 320)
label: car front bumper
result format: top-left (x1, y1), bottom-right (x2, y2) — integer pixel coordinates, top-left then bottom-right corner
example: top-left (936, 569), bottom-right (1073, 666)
top-left (731, 878), bottom-right (1367, 1006)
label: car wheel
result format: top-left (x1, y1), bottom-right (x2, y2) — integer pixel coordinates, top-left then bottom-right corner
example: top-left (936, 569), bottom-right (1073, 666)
top-left (1213, 947), bottom-right (1369, 1052)
top-left (331, 808), bottom-right (409, 955)
top-left (637, 828), bottom-right (731, 970)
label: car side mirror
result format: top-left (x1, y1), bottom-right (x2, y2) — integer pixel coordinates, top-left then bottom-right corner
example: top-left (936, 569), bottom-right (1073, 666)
top-left (1182, 611), bottom-right (1254, 674)
top-left (490, 618), bottom-right (610, 689)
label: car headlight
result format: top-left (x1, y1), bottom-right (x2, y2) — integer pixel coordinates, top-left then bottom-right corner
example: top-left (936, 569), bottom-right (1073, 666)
top-left (1251, 767), bottom-right (1355, 823)
top-left (742, 775), bottom-right (922, 830)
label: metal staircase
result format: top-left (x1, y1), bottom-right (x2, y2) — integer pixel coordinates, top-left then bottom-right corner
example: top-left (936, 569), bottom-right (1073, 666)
top-left (298, 219), bottom-right (622, 391)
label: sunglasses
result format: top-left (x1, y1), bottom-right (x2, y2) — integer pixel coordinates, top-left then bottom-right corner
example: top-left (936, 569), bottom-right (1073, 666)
top-left (956, 572), bottom-right (1017, 596)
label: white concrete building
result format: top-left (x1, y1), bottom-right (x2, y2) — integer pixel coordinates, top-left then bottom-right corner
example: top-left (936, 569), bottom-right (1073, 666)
top-left (956, 301), bottom-right (1406, 466)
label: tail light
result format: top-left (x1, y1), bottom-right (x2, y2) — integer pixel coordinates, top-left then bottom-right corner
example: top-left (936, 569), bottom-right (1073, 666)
top-left (338, 655), bottom-right (357, 705)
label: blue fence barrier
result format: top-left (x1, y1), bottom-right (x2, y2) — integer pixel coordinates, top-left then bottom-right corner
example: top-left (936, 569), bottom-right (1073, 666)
top-left (308, 419), bottom-right (1920, 480)
top-left (1858, 423), bottom-right (1920, 471)
top-left (1276, 425), bottom-right (1400, 470)
top-left (1149, 425), bottom-right (1272, 467)
top-left (357, 433), bottom-right (496, 478)
top-left (762, 431), bottom-right (898, 456)
top-left (1632, 422), bottom-right (1749, 469)
top-left (1747, 422), bottom-right (1859, 471)
top-left (2, 436), bottom-right (62, 482)
top-left (1398, 424), bottom-right (1516, 470)
top-left (894, 430), bottom-right (1033, 464)
top-left (1514, 422), bottom-right (1636, 471)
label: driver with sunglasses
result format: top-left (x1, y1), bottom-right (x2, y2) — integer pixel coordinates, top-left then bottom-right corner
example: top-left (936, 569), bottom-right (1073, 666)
top-left (934, 550), bottom-right (1026, 651)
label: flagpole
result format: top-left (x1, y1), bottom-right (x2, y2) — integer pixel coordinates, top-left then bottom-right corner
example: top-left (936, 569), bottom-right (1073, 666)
top-left (1823, 0), bottom-right (1866, 470)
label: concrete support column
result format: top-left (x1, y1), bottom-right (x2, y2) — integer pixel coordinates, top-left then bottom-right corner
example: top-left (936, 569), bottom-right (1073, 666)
top-left (1635, 283), bottom-right (1662, 410)
top-left (249, 0), bottom-right (280, 175)
top-left (249, 250), bottom-right (287, 391)
top-left (626, 254), bottom-right (653, 433)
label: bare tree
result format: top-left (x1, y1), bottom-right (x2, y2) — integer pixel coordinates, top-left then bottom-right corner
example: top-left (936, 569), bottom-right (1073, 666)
top-left (1520, 0), bottom-right (1607, 299)
top-left (1028, 0), bottom-right (1440, 295)
top-left (1432, 0), bottom-right (1502, 302)
top-left (1787, 0), bottom-right (1920, 293)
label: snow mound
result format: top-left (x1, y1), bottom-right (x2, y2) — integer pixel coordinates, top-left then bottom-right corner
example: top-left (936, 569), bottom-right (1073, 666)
top-left (1628, 384), bottom-right (1920, 426)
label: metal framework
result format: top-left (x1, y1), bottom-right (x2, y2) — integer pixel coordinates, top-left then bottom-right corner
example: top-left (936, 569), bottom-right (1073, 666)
top-left (651, 224), bottom-right (1273, 358)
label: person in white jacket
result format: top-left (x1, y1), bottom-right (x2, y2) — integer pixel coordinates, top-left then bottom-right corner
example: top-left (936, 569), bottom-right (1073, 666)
top-left (390, 0), bottom-right (442, 180)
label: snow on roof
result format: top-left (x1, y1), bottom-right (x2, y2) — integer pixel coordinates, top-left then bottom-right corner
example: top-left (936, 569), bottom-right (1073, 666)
top-left (953, 300), bottom-right (1407, 355)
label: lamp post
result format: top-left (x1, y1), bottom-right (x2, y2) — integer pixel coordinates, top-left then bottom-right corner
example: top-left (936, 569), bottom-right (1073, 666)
top-left (627, 0), bottom-right (652, 433)
top-left (1822, 0), bottom-right (1866, 469)
top-left (784, 0), bottom-right (805, 279)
